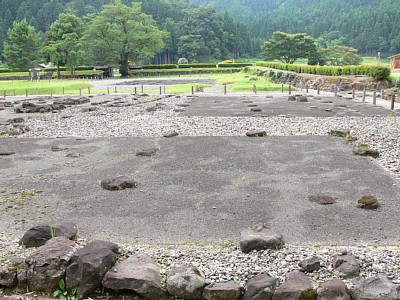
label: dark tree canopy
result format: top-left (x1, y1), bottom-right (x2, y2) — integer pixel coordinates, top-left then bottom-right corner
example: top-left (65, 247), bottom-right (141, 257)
top-left (261, 32), bottom-right (318, 64)
top-left (3, 19), bottom-right (41, 69)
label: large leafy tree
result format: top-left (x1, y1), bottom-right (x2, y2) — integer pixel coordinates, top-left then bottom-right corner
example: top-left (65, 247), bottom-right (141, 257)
top-left (321, 45), bottom-right (362, 66)
top-left (42, 13), bottom-right (85, 77)
top-left (261, 31), bottom-right (318, 64)
top-left (3, 19), bottom-right (41, 69)
top-left (84, 0), bottom-right (167, 76)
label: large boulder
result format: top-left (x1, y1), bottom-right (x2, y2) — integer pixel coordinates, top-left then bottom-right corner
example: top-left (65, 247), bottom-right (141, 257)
top-left (65, 240), bottom-right (119, 299)
top-left (19, 220), bottom-right (78, 248)
top-left (0, 257), bottom-right (25, 288)
top-left (351, 274), bottom-right (400, 300)
top-left (317, 278), bottom-right (351, 300)
top-left (332, 252), bottom-right (360, 278)
top-left (166, 265), bottom-right (206, 300)
top-left (203, 281), bottom-right (243, 300)
top-left (240, 223), bottom-right (284, 253)
top-left (272, 271), bottom-right (316, 300)
top-left (299, 256), bottom-right (321, 272)
top-left (243, 273), bottom-right (278, 300)
top-left (25, 237), bottom-right (78, 293)
top-left (102, 253), bottom-right (168, 300)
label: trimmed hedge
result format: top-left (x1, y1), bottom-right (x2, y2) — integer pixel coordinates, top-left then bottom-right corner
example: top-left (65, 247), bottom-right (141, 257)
top-left (142, 64), bottom-right (177, 70)
top-left (0, 68), bottom-right (26, 73)
top-left (178, 63), bottom-right (216, 68)
top-left (43, 66), bottom-right (94, 71)
top-left (218, 63), bottom-right (253, 68)
top-left (255, 61), bottom-right (391, 80)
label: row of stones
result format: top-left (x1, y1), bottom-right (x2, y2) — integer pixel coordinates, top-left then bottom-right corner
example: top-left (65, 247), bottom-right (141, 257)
top-left (2, 221), bottom-right (399, 300)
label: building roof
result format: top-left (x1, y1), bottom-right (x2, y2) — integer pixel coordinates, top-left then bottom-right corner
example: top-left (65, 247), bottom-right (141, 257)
top-left (388, 53), bottom-right (400, 58)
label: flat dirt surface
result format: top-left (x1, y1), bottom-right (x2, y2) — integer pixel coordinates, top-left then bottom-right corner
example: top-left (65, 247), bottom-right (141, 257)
top-left (1, 136), bottom-right (399, 246)
top-left (179, 94), bottom-right (400, 117)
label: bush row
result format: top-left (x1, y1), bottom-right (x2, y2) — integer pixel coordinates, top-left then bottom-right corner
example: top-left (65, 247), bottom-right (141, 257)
top-left (43, 66), bottom-right (94, 71)
top-left (256, 61), bottom-right (391, 80)
top-left (140, 63), bottom-right (253, 70)
top-left (0, 68), bottom-right (25, 73)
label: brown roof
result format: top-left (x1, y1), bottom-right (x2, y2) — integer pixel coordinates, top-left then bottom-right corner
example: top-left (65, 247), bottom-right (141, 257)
top-left (389, 53), bottom-right (400, 58)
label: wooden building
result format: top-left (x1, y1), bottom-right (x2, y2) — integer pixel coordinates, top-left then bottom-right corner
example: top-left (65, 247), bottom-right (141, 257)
top-left (389, 53), bottom-right (400, 69)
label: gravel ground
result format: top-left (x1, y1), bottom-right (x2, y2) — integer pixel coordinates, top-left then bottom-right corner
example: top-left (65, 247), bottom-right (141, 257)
top-left (1, 90), bottom-right (400, 296)
top-left (18, 93), bottom-right (400, 177)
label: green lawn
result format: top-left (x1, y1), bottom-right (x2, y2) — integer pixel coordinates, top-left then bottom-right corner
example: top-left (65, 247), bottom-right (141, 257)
top-left (166, 69), bottom-right (295, 93)
top-left (0, 80), bottom-right (92, 96)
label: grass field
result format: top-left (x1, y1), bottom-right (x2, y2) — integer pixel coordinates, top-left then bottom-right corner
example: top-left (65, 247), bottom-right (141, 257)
top-left (0, 80), bottom-right (92, 96)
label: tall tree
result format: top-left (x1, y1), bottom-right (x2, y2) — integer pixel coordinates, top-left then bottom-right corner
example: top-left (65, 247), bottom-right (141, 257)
top-left (42, 13), bottom-right (85, 77)
top-left (261, 31), bottom-right (317, 64)
top-left (3, 19), bottom-right (41, 69)
top-left (321, 45), bottom-right (362, 66)
top-left (84, 0), bottom-right (167, 76)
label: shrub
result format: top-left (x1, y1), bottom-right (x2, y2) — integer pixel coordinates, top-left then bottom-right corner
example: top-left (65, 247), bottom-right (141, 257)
top-left (142, 64), bottom-right (177, 70)
top-left (256, 61), bottom-right (391, 80)
top-left (218, 63), bottom-right (253, 68)
top-left (178, 63), bottom-right (216, 68)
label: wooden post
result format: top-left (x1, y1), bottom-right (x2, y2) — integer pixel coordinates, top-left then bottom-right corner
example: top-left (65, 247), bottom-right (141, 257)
top-left (224, 84), bottom-right (227, 95)
top-left (381, 89), bottom-right (385, 98)
top-left (26, 90), bottom-right (28, 97)
top-left (334, 85), bottom-right (338, 97)
top-left (36, 88), bottom-right (39, 95)
top-left (362, 88), bottom-right (366, 102)
top-left (79, 88), bottom-right (82, 96)
top-left (352, 89), bottom-right (355, 99)
top-left (306, 85), bottom-right (309, 93)
top-left (88, 87), bottom-right (91, 95)
top-left (191, 86), bottom-right (194, 95)
top-left (372, 91), bottom-right (377, 105)
top-left (134, 87), bottom-right (137, 95)
top-left (253, 84), bottom-right (257, 94)
top-left (114, 86), bottom-right (117, 93)
top-left (50, 89), bottom-right (53, 97)
top-left (281, 84), bottom-right (284, 93)
top-left (317, 86), bottom-right (320, 95)
top-left (141, 85), bottom-right (144, 93)
top-left (13, 89), bottom-right (16, 96)
top-left (107, 87), bottom-right (110, 95)
top-left (160, 86), bottom-right (162, 95)
top-left (62, 87), bottom-right (65, 95)
top-left (3, 90), bottom-right (6, 99)
top-left (163, 85), bottom-right (166, 94)
top-left (391, 94), bottom-right (395, 110)
top-left (289, 85), bottom-right (292, 95)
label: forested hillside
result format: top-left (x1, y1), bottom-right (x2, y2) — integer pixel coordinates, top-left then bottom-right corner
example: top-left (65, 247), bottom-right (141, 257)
top-left (0, 0), bottom-right (254, 63)
top-left (190, 0), bottom-right (400, 55)
top-left (0, 0), bottom-right (399, 65)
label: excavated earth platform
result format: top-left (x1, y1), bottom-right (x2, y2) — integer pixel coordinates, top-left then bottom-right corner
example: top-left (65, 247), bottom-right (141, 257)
top-left (1, 135), bottom-right (399, 246)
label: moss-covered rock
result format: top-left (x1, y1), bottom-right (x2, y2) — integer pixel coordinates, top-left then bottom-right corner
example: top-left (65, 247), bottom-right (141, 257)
top-left (353, 145), bottom-right (379, 158)
top-left (357, 195), bottom-right (379, 209)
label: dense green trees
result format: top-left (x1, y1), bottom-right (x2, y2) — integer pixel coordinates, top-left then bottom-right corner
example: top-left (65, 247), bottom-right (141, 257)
top-left (42, 13), bottom-right (86, 76)
top-left (261, 32), bottom-right (317, 64)
top-left (3, 19), bottom-right (41, 69)
top-left (0, 0), bottom-right (399, 68)
top-left (321, 45), bottom-right (362, 66)
top-left (84, 0), bottom-right (167, 76)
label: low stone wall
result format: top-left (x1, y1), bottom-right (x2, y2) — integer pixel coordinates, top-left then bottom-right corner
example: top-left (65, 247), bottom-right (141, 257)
top-left (1, 220), bottom-right (399, 300)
